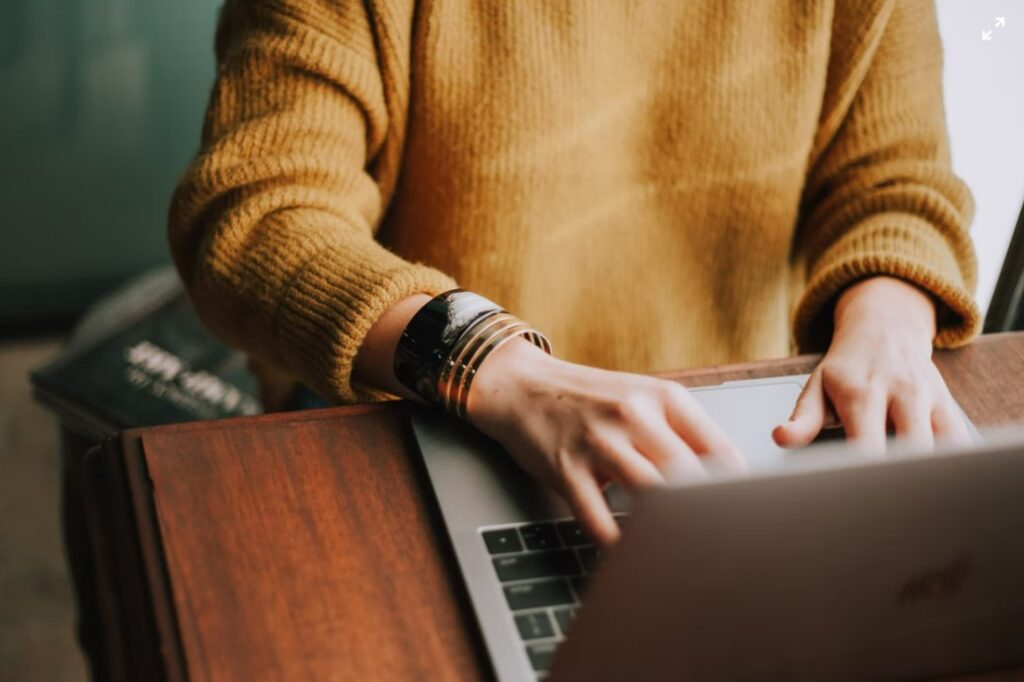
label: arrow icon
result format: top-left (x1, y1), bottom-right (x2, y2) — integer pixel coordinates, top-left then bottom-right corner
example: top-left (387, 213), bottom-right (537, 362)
top-left (995, 17), bottom-right (1006, 27)
top-left (982, 29), bottom-right (992, 40)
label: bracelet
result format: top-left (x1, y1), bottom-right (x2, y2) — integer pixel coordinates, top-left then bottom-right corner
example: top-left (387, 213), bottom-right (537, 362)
top-left (394, 290), bottom-right (500, 403)
top-left (394, 290), bottom-right (551, 417)
top-left (439, 313), bottom-right (529, 418)
top-left (440, 312), bottom-right (551, 419)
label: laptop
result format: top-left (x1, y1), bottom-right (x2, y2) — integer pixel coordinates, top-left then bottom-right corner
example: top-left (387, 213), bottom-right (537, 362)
top-left (410, 375), bottom-right (1023, 680)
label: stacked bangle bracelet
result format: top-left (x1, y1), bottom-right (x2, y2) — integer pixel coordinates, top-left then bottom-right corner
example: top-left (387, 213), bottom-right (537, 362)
top-left (394, 290), bottom-right (552, 418)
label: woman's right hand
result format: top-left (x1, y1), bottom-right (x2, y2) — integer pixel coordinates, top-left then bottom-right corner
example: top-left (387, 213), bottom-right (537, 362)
top-left (466, 339), bottom-right (744, 546)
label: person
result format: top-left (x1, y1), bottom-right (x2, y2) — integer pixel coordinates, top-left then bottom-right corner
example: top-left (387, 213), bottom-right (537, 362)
top-left (169, 0), bottom-right (980, 545)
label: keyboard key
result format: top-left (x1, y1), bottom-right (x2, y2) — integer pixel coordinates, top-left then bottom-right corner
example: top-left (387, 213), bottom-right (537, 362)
top-left (555, 520), bottom-right (589, 546)
top-left (504, 579), bottom-right (574, 610)
top-left (553, 607), bottom-right (576, 635)
top-left (519, 523), bottom-right (561, 550)
top-left (482, 528), bottom-right (524, 554)
top-left (526, 642), bottom-right (559, 672)
top-left (494, 550), bottom-right (581, 582)
top-left (577, 546), bottom-right (601, 573)
top-left (515, 611), bottom-right (555, 640)
top-left (570, 576), bottom-right (588, 600)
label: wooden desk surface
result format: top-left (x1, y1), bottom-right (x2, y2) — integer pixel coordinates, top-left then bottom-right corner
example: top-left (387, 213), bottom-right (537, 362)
top-left (85, 333), bottom-right (1024, 681)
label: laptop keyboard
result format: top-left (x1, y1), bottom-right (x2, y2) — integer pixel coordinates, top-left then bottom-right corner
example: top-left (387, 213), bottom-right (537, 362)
top-left (481, 515), bottom-right (627, 677)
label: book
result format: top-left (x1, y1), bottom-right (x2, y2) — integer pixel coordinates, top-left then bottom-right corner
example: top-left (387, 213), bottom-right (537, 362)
top-left (31, 267), bottom-right (262, 441)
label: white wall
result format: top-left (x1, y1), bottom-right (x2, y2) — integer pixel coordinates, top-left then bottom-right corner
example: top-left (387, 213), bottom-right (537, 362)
top-left (936, 0), bottom-right (1024, 314)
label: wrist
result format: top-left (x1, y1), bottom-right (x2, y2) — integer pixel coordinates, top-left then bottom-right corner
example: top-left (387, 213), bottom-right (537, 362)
top-left (465, 337), bottom-right (556, 425)
top-left (834, 276), bottom-right (936, 345)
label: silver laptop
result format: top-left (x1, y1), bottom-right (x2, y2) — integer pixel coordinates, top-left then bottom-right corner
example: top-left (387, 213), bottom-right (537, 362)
top-left (411, 376), bottom-right (1021, 680)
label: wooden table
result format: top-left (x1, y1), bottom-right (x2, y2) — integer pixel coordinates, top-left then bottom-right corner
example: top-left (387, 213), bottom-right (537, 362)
top-left (83, 333), bottom-right (1024, 681)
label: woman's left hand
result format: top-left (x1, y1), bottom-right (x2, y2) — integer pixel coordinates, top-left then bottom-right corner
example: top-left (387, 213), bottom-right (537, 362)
top-left (773, 276), bottom-right (971, 452)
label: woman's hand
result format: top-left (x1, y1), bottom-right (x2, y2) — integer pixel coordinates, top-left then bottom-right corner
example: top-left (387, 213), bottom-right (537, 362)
top-left (773, 276), bottom-right (971, 452)
top-left (466, 340), bottom-right (743, 546)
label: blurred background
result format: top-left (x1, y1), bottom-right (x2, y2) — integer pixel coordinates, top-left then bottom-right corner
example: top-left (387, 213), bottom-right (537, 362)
top-left (0, 0), bottom-right (218, 332)
top-left (0, 1), bottom-right (1022, 680)
top-left (1, 1), bottom-right (219, 679)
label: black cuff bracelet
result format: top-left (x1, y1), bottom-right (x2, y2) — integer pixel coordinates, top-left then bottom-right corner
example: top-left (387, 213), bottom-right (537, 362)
top-left (394, 290), bottom-right (502, 403)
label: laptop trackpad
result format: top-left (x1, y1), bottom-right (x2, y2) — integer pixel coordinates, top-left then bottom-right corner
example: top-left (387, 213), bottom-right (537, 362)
top-left (604, 377), bottom-right (807, 512)
top-left (690, 378), bottom-right (806, 471)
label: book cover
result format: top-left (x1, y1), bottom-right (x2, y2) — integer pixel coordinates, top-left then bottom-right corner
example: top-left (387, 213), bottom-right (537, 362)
top-left (31, 268), bottom-right (262, 441)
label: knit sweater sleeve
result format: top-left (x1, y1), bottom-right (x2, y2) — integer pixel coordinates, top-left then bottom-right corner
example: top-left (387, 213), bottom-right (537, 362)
top-left (792, 0), bottom-right (980, 352)
top-left (167, 0), bottom-right (455, 404)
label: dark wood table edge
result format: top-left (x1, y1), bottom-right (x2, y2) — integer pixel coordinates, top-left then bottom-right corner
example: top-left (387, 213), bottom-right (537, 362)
top-left (123, 433), bottom-right (190, 682)
top-left (84, 431), bottom-right (195, 682)
top-left (83, 434), bottom-right (172, 681)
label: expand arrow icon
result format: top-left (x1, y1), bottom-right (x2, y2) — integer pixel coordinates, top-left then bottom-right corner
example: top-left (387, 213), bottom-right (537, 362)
top-left (995, 17), bottom-right (1006, 27)
top-left (982, 29), bottom-right (992, 40)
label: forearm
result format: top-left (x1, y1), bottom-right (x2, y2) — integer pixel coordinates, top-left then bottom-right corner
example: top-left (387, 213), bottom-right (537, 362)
top-left (352, 293), bottom-right (433, 401)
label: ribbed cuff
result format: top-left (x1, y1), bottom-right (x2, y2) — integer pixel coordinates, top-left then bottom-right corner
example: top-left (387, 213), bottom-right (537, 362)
top-left (794, 213), bottom-right (981, 352)
top-left (275, 235), bottom-right (457, 404)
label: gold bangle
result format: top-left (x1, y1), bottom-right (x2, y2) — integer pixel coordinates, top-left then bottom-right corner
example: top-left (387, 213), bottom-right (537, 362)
top-left (439, 313), bottom-right (524, 414)
top-left (435, 312), bottom-right (550, 419)
top-left (449, 321), bottom-right (530, 419)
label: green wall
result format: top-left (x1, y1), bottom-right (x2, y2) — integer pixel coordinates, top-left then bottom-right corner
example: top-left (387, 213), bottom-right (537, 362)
top-left (0, 0), bottom-right (219, 325)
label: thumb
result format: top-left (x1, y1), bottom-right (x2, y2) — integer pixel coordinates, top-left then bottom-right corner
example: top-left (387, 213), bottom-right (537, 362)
top-left (773, 371), bottom-right (826, 448)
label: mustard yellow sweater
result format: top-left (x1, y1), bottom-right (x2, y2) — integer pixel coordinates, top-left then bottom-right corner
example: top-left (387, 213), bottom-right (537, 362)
top-left (169, 0), bottom-right (979, 405)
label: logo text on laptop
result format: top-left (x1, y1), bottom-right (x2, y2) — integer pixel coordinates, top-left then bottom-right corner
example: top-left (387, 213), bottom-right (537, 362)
top-left (896, 556), bottom-right (971, 605)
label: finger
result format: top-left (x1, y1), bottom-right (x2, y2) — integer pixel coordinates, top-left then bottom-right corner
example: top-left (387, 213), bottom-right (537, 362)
top-left (773, 370), bottom-right (826, 448)
top-left (932, 401), bottom-right (972, 446)
top-left (925, 367), bottom-right (973, 446)
top-left (930, 380), bottom-right (972, 445)
top-left (833, 382), bottom-right (888, 454)
top-left (627, 415), bottom-right (708, 480)
top-left (662, 386), bottom-right (742, 464)
top-left (562, 467), bottom-right (620, 546)
top-left (593, 436), bottom-right (666, 490)
top-left (697, 449), bottom-right (750, 477)
top-left (889, 396), bottom-right (934, 450)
